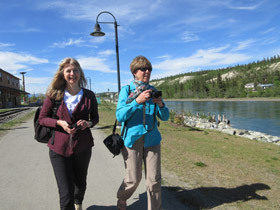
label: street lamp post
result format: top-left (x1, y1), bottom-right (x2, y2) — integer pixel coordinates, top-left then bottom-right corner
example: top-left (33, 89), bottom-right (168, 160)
top-left (90, 11), bottom-right (121, 93)
top-left (20, 72), bottom-right (26, 91)
top-left (20, 72), bottom-right (26, 103)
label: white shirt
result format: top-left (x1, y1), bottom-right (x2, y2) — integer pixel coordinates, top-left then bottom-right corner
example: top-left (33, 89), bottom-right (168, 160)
top-left (64, 89), bottom-right (83, 117)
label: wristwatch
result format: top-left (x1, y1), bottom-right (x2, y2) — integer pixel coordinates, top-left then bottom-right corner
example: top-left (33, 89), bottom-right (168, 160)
top-left (88, 121), bottom-right (93, 127)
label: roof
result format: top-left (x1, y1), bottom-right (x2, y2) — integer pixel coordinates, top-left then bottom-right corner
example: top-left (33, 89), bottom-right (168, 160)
top-left (0, 68), bottom-right (21, 80)
top-left (0, 85), bottom-right (29, 94)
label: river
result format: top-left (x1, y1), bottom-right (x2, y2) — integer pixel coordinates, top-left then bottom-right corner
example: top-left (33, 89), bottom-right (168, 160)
top-left (164, 100), bottom-right (280, 137)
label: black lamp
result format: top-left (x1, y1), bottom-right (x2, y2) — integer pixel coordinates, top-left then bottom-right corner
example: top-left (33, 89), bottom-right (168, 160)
top-left (90, 11), bottom-right (121, 93)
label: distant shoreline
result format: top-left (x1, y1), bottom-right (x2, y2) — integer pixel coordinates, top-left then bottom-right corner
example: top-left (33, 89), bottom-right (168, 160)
top-left (165, 97), bottom-right (280, 102)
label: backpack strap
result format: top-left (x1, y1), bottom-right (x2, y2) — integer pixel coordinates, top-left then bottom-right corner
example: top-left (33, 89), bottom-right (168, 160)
top-left (50, 100), bottom-right (61, 145)
top-left (113, 85), bottom-right (130, 136)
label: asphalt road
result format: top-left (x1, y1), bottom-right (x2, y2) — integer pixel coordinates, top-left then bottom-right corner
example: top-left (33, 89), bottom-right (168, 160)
top-left (0, 116), bottom-right (190, 210)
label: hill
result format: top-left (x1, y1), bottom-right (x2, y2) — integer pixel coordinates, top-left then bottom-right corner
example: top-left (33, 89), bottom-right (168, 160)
top-left (151, 55), bottom-right (280, 99)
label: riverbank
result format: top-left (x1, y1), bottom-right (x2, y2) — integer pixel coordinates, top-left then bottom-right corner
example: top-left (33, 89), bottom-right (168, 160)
top-left (165, 99), bottom-right (280, 137)
top-left (165, 97), bottom-right (280, 101)
top-left (182, 115), bottom-right (280, 145)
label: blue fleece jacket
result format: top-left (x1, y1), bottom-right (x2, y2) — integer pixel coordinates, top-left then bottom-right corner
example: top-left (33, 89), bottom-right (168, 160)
top-left (116, 82), bottom-right (169, 148)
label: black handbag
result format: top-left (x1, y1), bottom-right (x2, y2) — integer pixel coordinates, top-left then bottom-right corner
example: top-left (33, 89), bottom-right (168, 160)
top-left (103, 119), bottom-right (125, 157)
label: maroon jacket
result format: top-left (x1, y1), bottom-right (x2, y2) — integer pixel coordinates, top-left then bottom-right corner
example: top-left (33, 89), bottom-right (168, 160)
top-left (39, 88), bottom-right (99, 157)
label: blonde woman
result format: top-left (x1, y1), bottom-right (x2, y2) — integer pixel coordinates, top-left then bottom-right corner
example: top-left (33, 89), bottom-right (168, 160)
top-left (39, 58), bottom-right (99, 210)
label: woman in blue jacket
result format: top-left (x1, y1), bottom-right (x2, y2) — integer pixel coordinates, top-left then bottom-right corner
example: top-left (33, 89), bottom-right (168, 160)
top-left (116, 56), bottom-right (169, 210)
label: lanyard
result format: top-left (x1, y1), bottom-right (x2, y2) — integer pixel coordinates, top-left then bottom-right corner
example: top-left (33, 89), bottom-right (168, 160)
top-left (143, 103), bottom-right (157, 132)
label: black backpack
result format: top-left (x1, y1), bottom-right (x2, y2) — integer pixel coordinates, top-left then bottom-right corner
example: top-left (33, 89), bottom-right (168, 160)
top-left (34, 101), bottom-right (61, 144)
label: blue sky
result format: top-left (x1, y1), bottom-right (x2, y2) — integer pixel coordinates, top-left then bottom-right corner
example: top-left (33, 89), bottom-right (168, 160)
top-left (0, 0), bottom-right (280, 94)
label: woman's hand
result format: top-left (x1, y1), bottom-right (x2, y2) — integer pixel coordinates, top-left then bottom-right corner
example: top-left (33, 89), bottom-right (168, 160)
top-left (76, 120), bottom-right (92, 131)
top-left (135, 90), bottom-right (152, 104)
top-left (57, 119), bottom-right (92, 135)
top-left (152, 97), bottom-right (164, 108)
top-left (57, 120), bottom-right (75, 135)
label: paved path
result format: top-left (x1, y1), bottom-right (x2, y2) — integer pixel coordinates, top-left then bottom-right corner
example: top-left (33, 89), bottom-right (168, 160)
top-left (0, 116), bottom-right (191, 210)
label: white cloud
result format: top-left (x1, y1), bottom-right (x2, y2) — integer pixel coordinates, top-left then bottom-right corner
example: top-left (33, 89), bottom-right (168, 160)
top-left (261, 27), bottom-right (276, 34)
top-left (224, 0), bottom-right (264, 10)
top-left (155, 55), bottom-right (172, 60)
top-left (35, 0), bottom-right (163, 25)
top-left (50, 38), bottom-right (86, 48)
top-left (89, 36), bottom-right (106, 45)
top-left (152, 45), bottom-right (251, 78)
top-left (98, 50), bottom-right (114, 57)
top-left (233, 39), bottom-right (256, 51)
top-left (184, 15), bottom-right (217, 25)
top-left (26, 76), bottom-right (52, 85)
top-left (181, 31), bottom-right (200, 43)
top-left (77, 56), bottom-right (115, 73)
top-left (261, 38), bottom-right (278, 45)
top-left (0, 51), bottom-right (49, 72)
top-left (24, 76), bottom-right (53, 94)
top-left (0, 42), bottom-right (15, 48)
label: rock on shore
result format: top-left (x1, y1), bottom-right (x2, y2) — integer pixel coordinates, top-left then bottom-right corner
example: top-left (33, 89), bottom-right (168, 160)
top-left (183, 116), bottom-right (280, 146)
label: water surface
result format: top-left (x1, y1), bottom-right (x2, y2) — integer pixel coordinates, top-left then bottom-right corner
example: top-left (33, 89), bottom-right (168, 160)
top-left (165, 101), bottom-right (280, 137)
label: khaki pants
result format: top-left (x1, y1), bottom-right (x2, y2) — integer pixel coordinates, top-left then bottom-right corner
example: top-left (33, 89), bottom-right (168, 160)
top-left (117, 136), bottom-right (162, 210)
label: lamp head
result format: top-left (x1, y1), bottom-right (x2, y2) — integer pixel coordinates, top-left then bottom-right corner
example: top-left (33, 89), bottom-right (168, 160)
top-left (90, 23), bottom-right (105, 36)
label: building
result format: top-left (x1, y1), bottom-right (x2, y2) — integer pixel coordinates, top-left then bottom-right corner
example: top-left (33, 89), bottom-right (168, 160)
top-left (257, 84), bottom-right (274, 89)
top-left (0, 68), bottom-right (29, 108)
top-left (244, 83), bottom-right (255, 90)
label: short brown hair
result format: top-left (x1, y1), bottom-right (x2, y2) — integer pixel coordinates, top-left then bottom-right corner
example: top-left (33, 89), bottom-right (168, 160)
top-left (130, 55), bottom-right (152, 74)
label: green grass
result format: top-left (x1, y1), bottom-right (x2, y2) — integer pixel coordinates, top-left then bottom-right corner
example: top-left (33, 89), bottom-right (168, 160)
top-left (0, 109), bottom-right (12, 113)
top-left (98, 101), bottom-right (280, 209)
top-left (159, 121), bottom-right (280, 209)
top-left (194, 162), bottom-right (207, 167)
top-left (0, 109), bottom-right (36, 139)
top-left (97, 100), bottom-right (118, 135)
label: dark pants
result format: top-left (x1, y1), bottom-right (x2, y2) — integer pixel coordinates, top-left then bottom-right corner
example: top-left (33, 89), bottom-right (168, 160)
top-left (49, 148), bottom-right (92, 210)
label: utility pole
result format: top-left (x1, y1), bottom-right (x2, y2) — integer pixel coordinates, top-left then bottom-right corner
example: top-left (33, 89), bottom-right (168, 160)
top-left (20, 72), bottom-right (26, 102)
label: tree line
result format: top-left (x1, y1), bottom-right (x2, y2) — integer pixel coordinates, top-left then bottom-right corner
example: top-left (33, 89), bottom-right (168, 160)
top-left (153, 55), bottom-right (280, 99)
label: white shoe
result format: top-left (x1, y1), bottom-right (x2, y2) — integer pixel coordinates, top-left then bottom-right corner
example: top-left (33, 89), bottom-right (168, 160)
top-left (74, 203), bottom-right (82, 210)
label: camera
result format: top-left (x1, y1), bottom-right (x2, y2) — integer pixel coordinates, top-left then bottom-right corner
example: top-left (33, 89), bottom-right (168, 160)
top-left (70, 123), bottom-right (82, 130)
top-left (150, 90), bottom-right (162, 98)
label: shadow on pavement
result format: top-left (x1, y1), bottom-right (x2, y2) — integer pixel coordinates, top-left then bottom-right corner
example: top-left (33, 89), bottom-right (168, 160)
top-left (86, 193), bottom-right (147, 210)
top-left (86, 183), bottom-right (270, 210)
top-left (87, 189), bottom-right (188, 210)
top-left (86, 206), bottom-right (116, 210)
top-left (96, 125), bottom-right (114, 130)
top-left (164, 183), bottom-right (270, 209)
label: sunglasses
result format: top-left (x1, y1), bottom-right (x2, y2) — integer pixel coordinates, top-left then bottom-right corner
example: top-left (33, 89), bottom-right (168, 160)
top-left (137, 67), bottom-right (152, 72)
